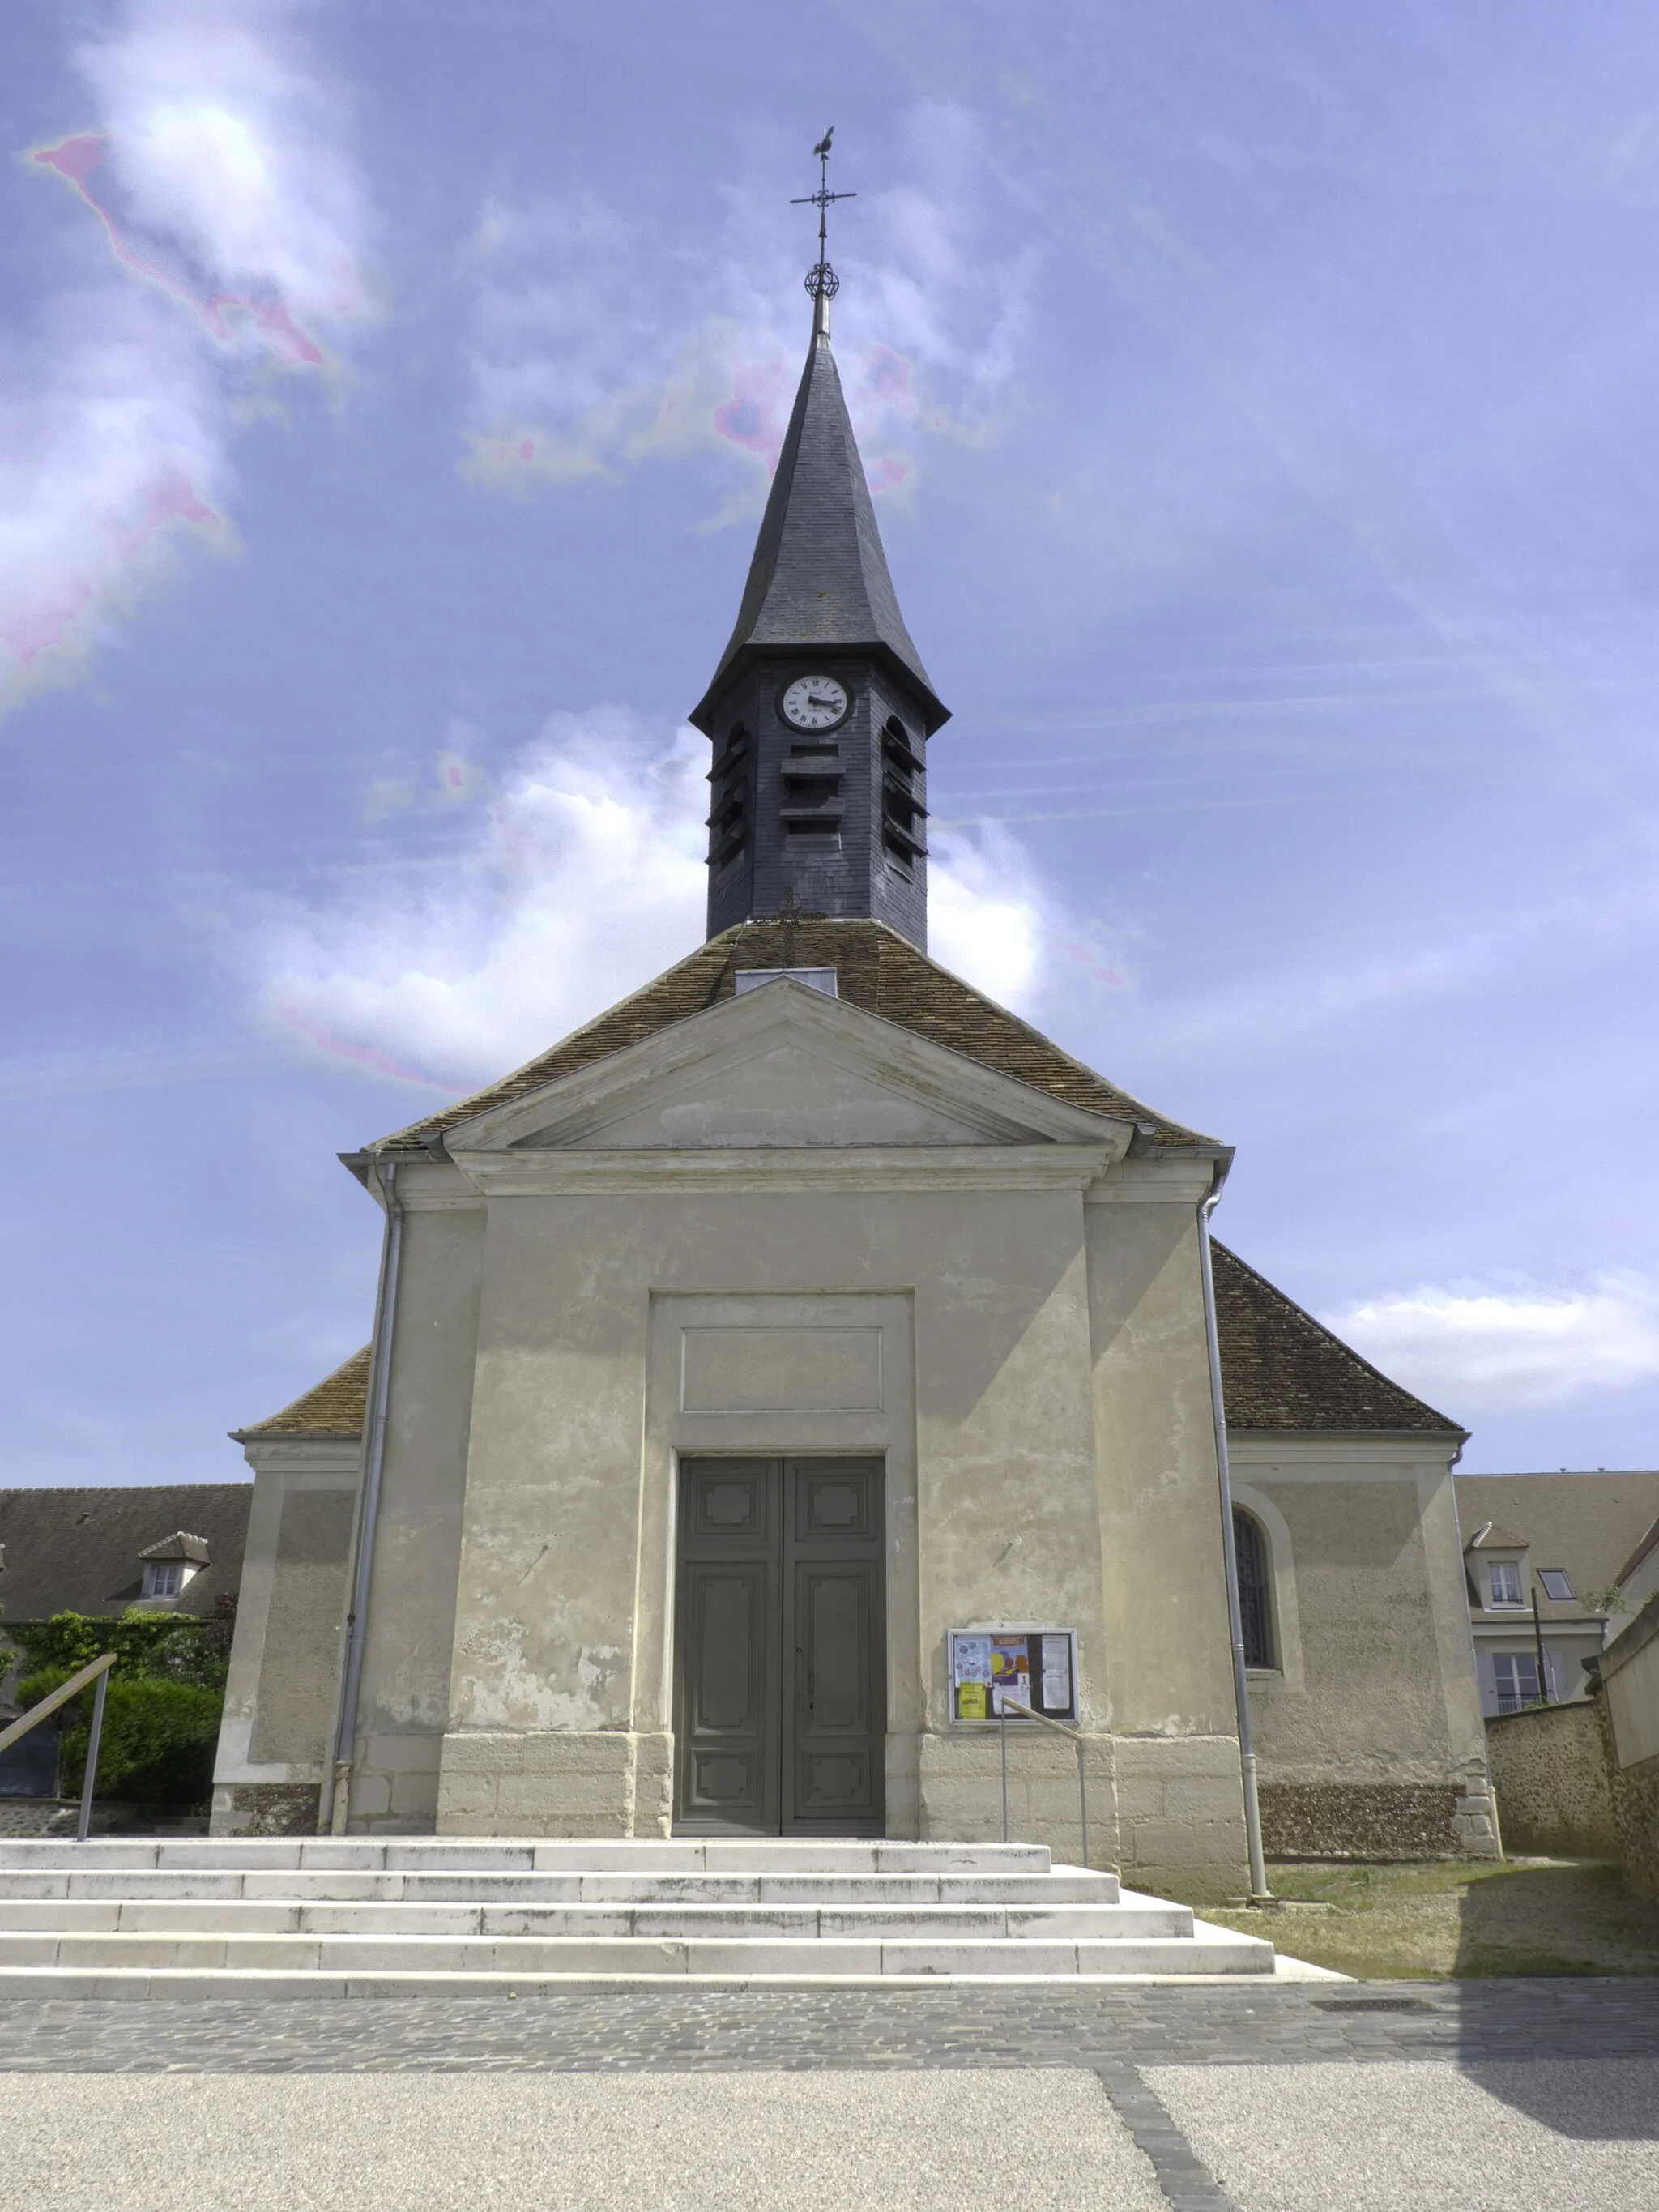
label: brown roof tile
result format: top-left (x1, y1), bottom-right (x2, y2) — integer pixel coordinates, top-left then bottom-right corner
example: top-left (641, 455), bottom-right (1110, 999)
top-left (371, 919), bottom-right (1211, 1153)
top-left (232, 1347), bottom-right (372, 1440)
top-left (1209, 1243), bottom-right (1464, 1435)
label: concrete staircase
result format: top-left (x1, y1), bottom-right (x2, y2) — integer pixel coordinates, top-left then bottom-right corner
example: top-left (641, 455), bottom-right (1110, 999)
top-left (0, 1836), bottom-right (1275, 1995)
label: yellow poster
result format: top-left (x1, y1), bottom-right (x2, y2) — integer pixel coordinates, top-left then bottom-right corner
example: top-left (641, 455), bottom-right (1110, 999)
top-left (957, 1680), bottom-right (987, 1720)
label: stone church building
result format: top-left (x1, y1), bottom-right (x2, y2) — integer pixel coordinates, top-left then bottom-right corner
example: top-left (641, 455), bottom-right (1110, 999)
top-left (212, 290), bottom-right (1496, 1897)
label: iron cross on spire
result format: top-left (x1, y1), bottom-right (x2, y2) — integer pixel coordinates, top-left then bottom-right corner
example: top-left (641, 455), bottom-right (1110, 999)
top-left (791, 125), bottom-right (855, 338)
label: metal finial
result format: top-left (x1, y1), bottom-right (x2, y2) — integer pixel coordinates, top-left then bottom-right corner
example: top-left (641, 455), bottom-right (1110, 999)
top-left (791, 124), bottom-right (855, 339)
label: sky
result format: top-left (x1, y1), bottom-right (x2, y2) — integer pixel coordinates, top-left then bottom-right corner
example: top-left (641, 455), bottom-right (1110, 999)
top-left (2, 0), bottom-right (1657, 1486)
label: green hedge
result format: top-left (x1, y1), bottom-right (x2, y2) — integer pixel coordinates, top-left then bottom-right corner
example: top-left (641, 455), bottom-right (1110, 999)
top-left (15, 1672), bottom-right (224, 1804)
top-left (4, 1606), bottom-right (232, 1806)
top-left (5, 1608), bottom-right (230, 1690)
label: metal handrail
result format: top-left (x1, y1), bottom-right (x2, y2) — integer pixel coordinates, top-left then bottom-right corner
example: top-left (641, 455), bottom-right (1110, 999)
top-left (0, 1652), bottom-right (117, 1842)
top-left (997, 1696), bottom-right (1090, 1869)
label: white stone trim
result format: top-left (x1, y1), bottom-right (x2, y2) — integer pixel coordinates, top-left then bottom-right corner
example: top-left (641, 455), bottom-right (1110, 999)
top-left (1227, 1434), bottom-right (1463, 1475)
top-left (635, 1289), bottom-right (921, 1836)
top-left (212, 1442), bottom-right (359, 1791)
top-left (450, 1144), bottom-right (1115, 1198)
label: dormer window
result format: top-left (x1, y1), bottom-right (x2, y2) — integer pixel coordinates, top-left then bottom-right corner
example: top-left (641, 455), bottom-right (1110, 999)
top-left (1486, 1560), bottom-right (1524, 1608)
top-left (136, 1531), bottom-right (210, 1603)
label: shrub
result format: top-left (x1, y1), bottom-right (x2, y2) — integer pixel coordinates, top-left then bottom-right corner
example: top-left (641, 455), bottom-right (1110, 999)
top-left (6, 1604), bottom-right (234, 1805)
top-left (15, 1672), bottom-right (223, 1804)
top-left (5, 1607), bottom-right (231, 1692)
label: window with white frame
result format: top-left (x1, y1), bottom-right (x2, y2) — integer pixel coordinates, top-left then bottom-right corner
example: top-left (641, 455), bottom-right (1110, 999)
top-left (141, 1561), bottom-right (185, 1598)
top-left (1491, 1653), bottom-right (1544, 1712)
top-left (1486, 1559), bottom-right (1524, 1608)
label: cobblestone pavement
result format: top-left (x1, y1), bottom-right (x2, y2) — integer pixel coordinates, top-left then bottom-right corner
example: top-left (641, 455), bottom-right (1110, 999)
top-left (6, 1984), bottom-right (1657, 2212)
top-left (2, 1978), bottom-right (1657, 2073)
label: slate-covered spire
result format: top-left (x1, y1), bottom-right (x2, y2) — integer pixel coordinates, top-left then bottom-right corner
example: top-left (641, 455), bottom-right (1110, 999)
top-left (688, 330), bottom-right (946, 735)
top-left (692, 146), bottom-right (948, 953)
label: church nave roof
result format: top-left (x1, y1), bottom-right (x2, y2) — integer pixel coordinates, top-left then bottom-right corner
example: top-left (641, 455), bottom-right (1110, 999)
top-left (370, 916), bottom-right (1209, 1156)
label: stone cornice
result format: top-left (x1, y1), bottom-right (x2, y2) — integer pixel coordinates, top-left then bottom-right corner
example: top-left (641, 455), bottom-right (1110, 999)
top-left (449, 1142), bottom-right (1118, 1198)
top-left (1226, 1433), bottom-right (1464, 1469)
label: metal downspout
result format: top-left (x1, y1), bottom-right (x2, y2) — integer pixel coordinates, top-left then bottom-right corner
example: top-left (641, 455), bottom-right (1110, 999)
top-left (1196, 1177), bottom-right (1273, 1904)
top-left (322, 1155), bottom-right (404, 1834)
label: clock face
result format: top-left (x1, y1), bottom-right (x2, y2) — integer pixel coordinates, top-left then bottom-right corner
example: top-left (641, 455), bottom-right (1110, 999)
top-left (780, 673), bottom-right (850, 731)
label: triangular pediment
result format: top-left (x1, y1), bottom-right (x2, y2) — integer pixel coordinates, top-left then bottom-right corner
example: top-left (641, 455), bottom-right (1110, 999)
top-left (444, 977), bottom-right (1133, 1156)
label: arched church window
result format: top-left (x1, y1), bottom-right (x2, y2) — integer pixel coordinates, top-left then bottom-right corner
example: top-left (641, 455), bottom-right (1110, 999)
top-left (1234, 1508), bottom-right (1274, 1669)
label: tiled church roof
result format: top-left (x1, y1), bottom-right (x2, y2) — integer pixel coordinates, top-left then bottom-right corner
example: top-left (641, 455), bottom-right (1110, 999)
top-left (371, 918), bottom-right (1210, 1155)
top-left (232, 1347), bottom-right (373, 1440)
top-left (236, 1247), bottom-right (1459, 1441)
top-left (1209, 1244), bottom-right (1461, 1435)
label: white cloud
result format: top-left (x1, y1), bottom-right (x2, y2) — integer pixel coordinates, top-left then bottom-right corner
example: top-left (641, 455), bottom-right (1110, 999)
top-left (2, 0), bottom-right (370, 700)
top-left (259, 712), bottom-right (710, 1091)
top-left (255, 713), bottom-right (1122, 1094)
top-left (77, 1), bottom-right (369, 333)
top-left (461, 105), bottom-right (1036, 506)
top-left (1323, 1270), bottom-right (1659, 1411)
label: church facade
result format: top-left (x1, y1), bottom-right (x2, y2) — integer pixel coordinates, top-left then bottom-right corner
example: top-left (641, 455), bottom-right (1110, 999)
top-left (211, 291), bottom-right (1496, 1896)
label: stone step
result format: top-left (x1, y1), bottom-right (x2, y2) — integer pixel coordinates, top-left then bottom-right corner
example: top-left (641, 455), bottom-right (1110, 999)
top-left (0, 1925), bottom-right (1271, 1978)
top-left (0, 1868), bottom-right (1121, 1907)
top-left (0, 1838), bottom-right (1054, 1876)
top-left (0, 1897), bottom-right (1184, 1940)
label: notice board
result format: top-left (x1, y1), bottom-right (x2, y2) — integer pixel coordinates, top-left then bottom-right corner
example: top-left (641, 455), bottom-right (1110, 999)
top-left (949, 1629), bottom-right (1077, 1723)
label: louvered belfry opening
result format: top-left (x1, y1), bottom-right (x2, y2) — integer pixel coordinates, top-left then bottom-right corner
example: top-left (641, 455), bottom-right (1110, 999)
top-left (689, 320), bottom-right (948, 952)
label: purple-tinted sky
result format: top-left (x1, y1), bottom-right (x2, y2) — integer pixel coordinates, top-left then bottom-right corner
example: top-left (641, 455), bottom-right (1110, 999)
top-left (3, 0), bottom-right (1657, 1484)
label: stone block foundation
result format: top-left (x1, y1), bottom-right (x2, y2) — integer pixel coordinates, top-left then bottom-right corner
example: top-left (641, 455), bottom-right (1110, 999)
top-left (435, 1731), bottom-right (673, 1838)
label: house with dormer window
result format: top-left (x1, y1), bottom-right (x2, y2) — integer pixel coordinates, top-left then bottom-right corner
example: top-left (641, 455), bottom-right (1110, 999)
top-left (1455, 1472), bottom-right (1659, 1716)
top-left (0, 1484), bottom-right (249, 1642)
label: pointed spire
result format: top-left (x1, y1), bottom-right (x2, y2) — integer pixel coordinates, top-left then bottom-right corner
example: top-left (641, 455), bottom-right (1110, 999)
top-left (689, 328), bottom-right (945, 732)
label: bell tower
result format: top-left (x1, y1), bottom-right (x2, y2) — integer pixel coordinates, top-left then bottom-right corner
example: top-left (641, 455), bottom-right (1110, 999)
top-left (688, 132), bottom-right (949, 951)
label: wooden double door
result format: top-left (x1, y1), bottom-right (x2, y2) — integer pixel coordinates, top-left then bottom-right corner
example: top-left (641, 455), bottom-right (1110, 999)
top-left (673, 1457), bottom-right (885, 1834)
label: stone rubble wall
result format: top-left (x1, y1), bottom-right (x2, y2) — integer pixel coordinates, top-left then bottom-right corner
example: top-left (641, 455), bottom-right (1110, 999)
top-left (1259, 1779), bottom-right (1499, 1860)
top-left (0, 1799), bottom-right (208, 1838)
top-left (211, 1780), bottom-right (323, 1836)
top-left (1597, 1593), bottom-right (1659, 1901)
top-left (1485, 1702), bottom-right (1619, 1859)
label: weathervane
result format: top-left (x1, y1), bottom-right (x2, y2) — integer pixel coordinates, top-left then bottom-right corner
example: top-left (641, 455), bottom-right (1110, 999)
top-left (791, 126), bottom-right (855, 338)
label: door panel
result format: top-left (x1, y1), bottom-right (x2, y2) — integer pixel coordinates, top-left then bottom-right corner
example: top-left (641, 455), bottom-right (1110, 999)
top-left (787, 1561), bottom-right (881, 1826)
top-left (674, 1460), bottom-right (779, 1832)
top-left (674, 1455), bottom-right (884, 1834)
top-left (677, 1563), bottom-right (774, 1823)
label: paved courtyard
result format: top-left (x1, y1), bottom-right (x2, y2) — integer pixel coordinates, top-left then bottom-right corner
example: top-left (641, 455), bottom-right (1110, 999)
top-left (5, 1979), bottom-right (1657, 2210)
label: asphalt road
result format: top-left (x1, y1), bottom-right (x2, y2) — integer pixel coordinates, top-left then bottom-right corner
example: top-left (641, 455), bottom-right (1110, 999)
top-left (8, 2069), bottom-right (1166, 2212)
top-left (1149, 2056), bottom-right (1659, 2212)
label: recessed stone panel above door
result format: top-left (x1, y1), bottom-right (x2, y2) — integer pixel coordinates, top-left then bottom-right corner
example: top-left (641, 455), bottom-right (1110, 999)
top-left (680, 1325), bottom-right (883, 1414)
